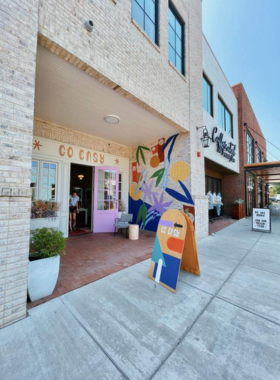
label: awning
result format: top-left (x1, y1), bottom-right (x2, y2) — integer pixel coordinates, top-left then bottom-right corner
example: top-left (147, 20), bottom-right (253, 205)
top-left (244, 161), bottom-right (280, 184)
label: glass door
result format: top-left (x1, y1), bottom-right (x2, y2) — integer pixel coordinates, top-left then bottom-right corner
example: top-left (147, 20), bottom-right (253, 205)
top-left (93, 167), bottom-right (119, 232)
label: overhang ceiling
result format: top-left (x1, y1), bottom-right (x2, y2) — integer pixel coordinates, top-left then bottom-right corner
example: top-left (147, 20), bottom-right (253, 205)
top-left (205, 158), bottom-right (238, 176)
top-left (244, 161), bottom-right (280, 184)
top-left (34, 45), bottom-right (178, 147)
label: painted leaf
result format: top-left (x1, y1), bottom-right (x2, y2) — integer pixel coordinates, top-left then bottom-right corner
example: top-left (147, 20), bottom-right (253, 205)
top-left (155, 170), bottom-right (164, 187)
top-left (165, 181), bottom-right (194, 205)
top-left (136, 203), bottom-right (148, 227)
top-left (150, 168), bottom-right (165, 187)
top-left (136, 146), bottom-right (150, 165)
top-left (162, 133), bottom-right (179, 162)
top-left (151, 168), bottom-right (164, 179)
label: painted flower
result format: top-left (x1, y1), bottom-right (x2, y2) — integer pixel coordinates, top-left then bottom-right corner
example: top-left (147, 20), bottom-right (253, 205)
top-left (141, 180), bottom-right (157, 204)
top-left (148, 193), bottom-right (173, 216)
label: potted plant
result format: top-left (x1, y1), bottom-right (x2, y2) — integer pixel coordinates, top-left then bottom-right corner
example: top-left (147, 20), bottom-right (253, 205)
top-left (118, 199), bottom-right (127, 218)
top-left (232, 199), bottom-right (244, 220)
top-left (28, 228), bottom-right (65, 302)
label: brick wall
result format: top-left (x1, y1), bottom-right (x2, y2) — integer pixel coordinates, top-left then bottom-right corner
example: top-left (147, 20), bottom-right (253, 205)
top-left (223, 83), bottom-right (267, 215)
top-left (0, 0), bottom-right (39, 327)
top-left (0, 0), bottom-right (207, 328)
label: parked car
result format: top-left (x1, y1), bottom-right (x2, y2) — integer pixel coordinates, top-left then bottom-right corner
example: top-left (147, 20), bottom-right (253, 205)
top-left (276, 194), bottom-right (280, 203)
top-left (269, 196), bottom-right (276, 202)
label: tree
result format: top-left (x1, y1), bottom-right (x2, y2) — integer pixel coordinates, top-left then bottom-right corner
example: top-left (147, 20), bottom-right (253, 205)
top-left (271, 185), bottom-right (280, 195)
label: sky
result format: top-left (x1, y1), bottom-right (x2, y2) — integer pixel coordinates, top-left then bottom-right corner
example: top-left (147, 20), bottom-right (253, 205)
top-left (202, 0), bottom-right (280, 162)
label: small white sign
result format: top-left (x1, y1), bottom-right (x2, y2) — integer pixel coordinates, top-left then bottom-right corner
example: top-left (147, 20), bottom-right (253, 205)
top-left (252, 208), bottom-right (271, 232)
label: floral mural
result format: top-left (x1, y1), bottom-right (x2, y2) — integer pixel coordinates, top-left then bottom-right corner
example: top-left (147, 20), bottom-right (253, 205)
top-left (129, 133), bottom-right (195, 232)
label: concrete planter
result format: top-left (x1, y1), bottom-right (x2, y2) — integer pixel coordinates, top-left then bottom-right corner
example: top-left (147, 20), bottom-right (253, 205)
top-left (28, 255), bottom-right (60, 302)
top-left (30, 217), bottom-right (60, 231)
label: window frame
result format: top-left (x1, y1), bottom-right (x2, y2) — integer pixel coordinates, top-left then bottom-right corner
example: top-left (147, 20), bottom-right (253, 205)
top-left (203, 73), bottom-right (213, 116)
top-left (246, 131), bottom-right (254, 164)
top-left (168, 2), bottom-right (185, 75)
top-left (132, 0), bottom-right (159, 46)
top-left (256, 145), bottom-right (261, 163)
top-left (31, 160), bottom-right (39, 201)
top-left (218, 96), bottom-right (233, 138)
top-left (31, 159), bottom-right (58, 202)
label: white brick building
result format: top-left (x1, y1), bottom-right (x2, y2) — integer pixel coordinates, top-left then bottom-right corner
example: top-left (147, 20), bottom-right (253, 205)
top-left (0, 0), bottom-right (208, 327)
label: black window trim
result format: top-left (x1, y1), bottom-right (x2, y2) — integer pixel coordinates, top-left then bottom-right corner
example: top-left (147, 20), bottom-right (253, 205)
top-left (203, 72), bottom-right (213, 117)
top-left (168, 1), bottom-right (185, 76)
top-left (246, 130), bottom-right (254, 164)
top-left (132, 0), bottom-right (159, 46)
top-left (218, 95), bottom-right (233, 138)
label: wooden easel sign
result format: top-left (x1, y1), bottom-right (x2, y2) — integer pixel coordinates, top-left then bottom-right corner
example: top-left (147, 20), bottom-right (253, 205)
top-left (148, 209), bottom-right (200, 293)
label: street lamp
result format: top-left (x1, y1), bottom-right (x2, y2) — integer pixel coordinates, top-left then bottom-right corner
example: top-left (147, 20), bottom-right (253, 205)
top-left (196, 126), bottom-right (211, 148)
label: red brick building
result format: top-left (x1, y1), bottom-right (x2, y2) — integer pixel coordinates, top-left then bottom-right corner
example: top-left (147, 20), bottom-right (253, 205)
top-left (223, 83), bottom-right (267, 216)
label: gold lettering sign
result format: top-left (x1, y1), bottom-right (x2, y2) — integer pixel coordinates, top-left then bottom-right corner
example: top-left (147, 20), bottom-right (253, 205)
top-left (58, 145), bottom-right (107, 164)
top-left (59, 145), bottom-right (65, 156)
top-left (79, 149), bottom-right (84, 160)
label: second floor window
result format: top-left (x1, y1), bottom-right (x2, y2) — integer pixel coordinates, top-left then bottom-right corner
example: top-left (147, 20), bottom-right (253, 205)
top-left (203, 75), bottom-right (213, 116)
top-left (132, 0), bottom-right (158, 44)
top-left (256, 146), bottom-right (261, 163)
top-left (246, 132), bottom-right (254, 164)
top-left (168, 5), bottom-right (184, 74)
top-left (218, 97), bottom-right (233, 137)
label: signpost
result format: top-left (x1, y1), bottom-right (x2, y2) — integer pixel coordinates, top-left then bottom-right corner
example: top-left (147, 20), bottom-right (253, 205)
top-left (252, 208), bottom-right (271, 233)
top-left (148, 209), bottom-right (200, 293)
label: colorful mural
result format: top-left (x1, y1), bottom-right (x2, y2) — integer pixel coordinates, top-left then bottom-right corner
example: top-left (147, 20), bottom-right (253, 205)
top-left (129, 134), bottom-right (194, 232)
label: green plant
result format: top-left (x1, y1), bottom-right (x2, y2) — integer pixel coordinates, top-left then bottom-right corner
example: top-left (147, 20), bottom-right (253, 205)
top-left (118, 199), bottom-right (127, 212)
top-left (30, 228), bottom-right (65, 260)
top-left (31, 200), bottom-right (60, 219)
top-left (233, 199), bottom-right (244, 204)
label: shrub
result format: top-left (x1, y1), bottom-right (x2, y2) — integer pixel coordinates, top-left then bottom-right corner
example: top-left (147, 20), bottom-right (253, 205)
top-left (30, 228), bottom-right (65, 260)
top-left (233, 199), bottom-right (244, 204)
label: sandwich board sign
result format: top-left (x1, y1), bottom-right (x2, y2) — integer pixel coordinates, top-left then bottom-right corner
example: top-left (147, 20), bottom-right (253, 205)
top-left (148, 209), bottom-right (200, 293)
top-left (252, 208), bottom-right (271, 233)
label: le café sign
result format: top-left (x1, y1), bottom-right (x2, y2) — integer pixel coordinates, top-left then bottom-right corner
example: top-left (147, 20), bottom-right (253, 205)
top-left (212, 127), bottom-right (236, 163)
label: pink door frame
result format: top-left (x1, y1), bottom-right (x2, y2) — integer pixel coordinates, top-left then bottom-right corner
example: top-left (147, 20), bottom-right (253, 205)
top-left (93, 166), bottom-right (119, 233)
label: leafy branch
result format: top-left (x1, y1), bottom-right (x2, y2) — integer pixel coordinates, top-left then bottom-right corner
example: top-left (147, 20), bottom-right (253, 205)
top-left (136, 146), bottom-right (150, 165)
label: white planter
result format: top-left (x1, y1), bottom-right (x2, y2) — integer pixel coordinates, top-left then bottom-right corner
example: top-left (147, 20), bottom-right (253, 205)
top-left (30, 217), bottom-right (60, 231)
top-left (28, 255), bottom-right (60, 302)
top-left (118, 211), bottom-right (122, 219)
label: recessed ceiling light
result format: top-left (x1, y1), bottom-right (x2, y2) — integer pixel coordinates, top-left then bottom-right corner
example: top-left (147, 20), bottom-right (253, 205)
top-left (104, 115), bottom-right (120, 124)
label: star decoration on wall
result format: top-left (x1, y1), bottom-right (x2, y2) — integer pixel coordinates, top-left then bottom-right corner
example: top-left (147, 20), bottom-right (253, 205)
top-left (33, 140), bottom-right (42, 150)
top-left (115, 158), bottom-right (119, 165)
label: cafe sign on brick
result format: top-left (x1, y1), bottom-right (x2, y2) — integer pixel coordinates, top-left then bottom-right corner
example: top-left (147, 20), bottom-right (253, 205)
top-left (212, 127), bottom-right (236, 163)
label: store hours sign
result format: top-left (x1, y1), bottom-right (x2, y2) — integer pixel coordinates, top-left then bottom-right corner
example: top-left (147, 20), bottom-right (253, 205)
top-left (252, 208), bottom-right (271, 233)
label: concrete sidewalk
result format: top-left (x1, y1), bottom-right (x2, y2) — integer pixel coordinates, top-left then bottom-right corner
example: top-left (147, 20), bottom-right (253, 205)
top-left (1, 216), bottom-right (280, 380)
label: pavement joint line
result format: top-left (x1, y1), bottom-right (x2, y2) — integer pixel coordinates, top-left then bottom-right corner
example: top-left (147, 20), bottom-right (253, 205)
top-left (59, 297), bottom-right (131, 380)
top-left (216, 295), bottom-right (280, 327)
top-left (237, 262), bottom-right (280, 277)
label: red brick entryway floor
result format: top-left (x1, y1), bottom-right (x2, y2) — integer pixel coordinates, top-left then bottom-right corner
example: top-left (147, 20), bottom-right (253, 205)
top-left (209, 216), bottom-right (238, 235)
top-left (28, 230), bottom-right (155, 309)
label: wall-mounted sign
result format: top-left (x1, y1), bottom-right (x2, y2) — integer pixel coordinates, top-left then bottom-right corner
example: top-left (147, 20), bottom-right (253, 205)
top-left (252, 208), bottom-right (271, 233)
top-left (148, 209), bottom-right (200, 293)
top-left (212, 127), bottom-right (236, 162)
top-left (32, 137), bottom-right (129, 169)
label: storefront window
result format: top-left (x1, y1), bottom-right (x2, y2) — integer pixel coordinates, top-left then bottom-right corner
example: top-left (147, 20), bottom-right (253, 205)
top-left (246, 132), bottom-right (254, 164)
top-left (30, 160), bottom-right (57, 201)
top-left (246, 173), bottom-right (255, 216)
top-left (203, 75), bottom-right (213, 116)
top-left (31, 161), bottom-right (39, 200)
top-left (42, 163), bottom-right (57, 201)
